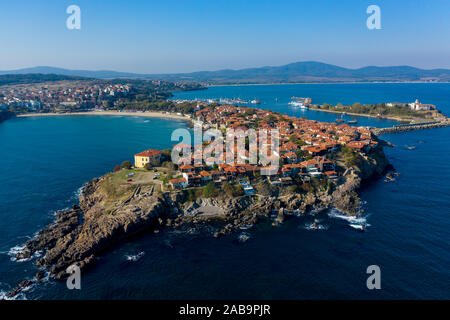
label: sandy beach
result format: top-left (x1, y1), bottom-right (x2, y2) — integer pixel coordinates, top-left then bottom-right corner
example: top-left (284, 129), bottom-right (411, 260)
top-left (16, 110), bottom-right (192, 122)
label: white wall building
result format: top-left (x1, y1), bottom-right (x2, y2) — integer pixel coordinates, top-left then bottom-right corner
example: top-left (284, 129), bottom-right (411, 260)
top-left (409, 99), bottom-right (436, 111)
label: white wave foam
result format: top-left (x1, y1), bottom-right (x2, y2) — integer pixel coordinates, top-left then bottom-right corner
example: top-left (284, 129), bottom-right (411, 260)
top-left (70, 182), bottom-right (87, 202)
top-left (238, 232), bottom-right (251, 242)
top-left (0, 281), bottom-right (33, 300)
top-left (349, 224), bottom-right (368, 230)
top-left (8, 245), bottom-right (25, 262)
top-left (328, 209), bottom-right (366, 224)
top-left (304, 222), bottom-right (328, 230)
top-left (0, 290), bottom-right (27, 300)
top-left (8, 245), bottom-right (42, 262)
top-left (125, 251), bottom-right (145, 262)
top-left (328, 209), bottom-right (370, 230)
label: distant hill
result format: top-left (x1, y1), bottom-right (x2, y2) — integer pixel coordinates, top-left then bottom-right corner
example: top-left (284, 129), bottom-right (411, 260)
top-left (151, 62), bottom-right (450, 83)
top-left (0, 73), bottom-right (93, 86)
top-left (1, 61), bottom-right (450, 83)
top-left (0, 67), bottom-right (138, 79)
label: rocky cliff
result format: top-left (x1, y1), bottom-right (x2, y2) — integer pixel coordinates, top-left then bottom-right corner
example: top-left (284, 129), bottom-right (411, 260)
top-left (15, 177), bottom-right (175, 282)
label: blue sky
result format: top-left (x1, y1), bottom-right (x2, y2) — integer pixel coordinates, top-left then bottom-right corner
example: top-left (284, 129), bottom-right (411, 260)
top-left (0, 0), bottom-right (449, 73)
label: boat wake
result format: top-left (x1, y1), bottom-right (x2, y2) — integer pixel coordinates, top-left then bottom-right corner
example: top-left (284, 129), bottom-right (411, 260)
top-left (125, 251), bottom-right (145, 262)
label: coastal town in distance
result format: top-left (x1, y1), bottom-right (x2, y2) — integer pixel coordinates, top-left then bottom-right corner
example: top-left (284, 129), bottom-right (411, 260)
top-left (1, 0), bottom-right (449, 311)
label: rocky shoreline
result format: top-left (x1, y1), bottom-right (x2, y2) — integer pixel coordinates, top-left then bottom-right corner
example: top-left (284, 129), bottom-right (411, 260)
top-left (6, 144), bottom-right (391, 298)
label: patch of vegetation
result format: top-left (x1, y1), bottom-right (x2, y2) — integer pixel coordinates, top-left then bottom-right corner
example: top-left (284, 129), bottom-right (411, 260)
top-left (316, 102), bottom-right (428, 119)
top-left (341, 146), bottom-right (363, 167)
top-left (254, 179), bottom-right (277, 197)
top-left (202, 181), bottom-right (218, 197)
top-left (99, 174), bottom-right (135, 203)
top-left (222, 181), bottom-right (245, 197)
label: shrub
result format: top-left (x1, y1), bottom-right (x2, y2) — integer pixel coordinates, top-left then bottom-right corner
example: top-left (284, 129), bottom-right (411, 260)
top-left (120, 161), bottom-right (132, 169)
top-left (162, 173), bottom-right (173, 185)
top-left (233, 184), bottom-right (245, 197)
top-left (341, 146), bottom-right (363, 167)
top-left (144, 162), bottom-right (152, 170)
top-left (113, 165), bottom-right (121, 172)
top-left (186, 189), bottom-right (196, 202)
top-left (162, 161), bottom-right (175, 171)
top-left (203, 181), bottom-right (217, 197)
top-left (222, 181), bottom-right (234, 196)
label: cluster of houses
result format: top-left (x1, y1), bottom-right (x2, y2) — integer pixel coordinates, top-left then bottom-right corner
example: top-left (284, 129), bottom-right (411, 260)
top-left (134, 104), bottom-right (380, 193)
top-left (0, 83), bottom-right (130, 111)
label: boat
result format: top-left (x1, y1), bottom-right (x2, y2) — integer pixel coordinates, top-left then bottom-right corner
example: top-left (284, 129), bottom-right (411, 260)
top-left (250, 99), bottom-right (261, 104)
top-left (348, 120), bottom-right (358, 124)
top-left (289, 101), bottom-right (308, 109)
top-left (335, 119), bottom-right (345, 123)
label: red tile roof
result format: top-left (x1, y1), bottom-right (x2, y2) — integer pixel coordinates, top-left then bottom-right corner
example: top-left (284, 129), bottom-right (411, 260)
top-left (135, 149), bottom-right (161, 157)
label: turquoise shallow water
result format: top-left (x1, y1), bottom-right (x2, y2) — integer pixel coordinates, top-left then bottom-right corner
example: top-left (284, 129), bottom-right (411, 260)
top-left (1, 83), bottom-right (449, 299)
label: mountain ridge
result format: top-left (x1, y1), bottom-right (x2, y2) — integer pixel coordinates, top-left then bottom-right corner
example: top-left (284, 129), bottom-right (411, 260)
top-left (1, 61), bottom-right (449, 83)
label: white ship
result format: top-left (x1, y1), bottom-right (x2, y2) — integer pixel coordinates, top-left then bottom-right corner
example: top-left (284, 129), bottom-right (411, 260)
top-left (288, 101), bottom-right (307, 109)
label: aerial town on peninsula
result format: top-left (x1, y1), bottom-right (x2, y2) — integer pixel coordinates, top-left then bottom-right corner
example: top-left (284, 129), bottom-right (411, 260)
top-left (132, 104), bottom-right (379, 195)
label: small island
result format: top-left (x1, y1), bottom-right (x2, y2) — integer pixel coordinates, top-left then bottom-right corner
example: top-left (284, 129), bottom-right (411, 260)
top-left (9, 103), bottom-right (393, 297)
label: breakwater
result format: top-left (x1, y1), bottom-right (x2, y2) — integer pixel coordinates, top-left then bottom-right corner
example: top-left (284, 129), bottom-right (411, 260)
top-left (372, 121), bottom-right (450, 135)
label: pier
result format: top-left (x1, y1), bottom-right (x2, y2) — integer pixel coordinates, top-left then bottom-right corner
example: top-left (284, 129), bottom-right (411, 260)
top-left (372, 121), bottom-right (450, 135)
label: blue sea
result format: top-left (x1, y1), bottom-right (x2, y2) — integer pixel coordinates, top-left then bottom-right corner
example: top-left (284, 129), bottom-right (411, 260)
top-left (1, 83), bottom-right (449, 299)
